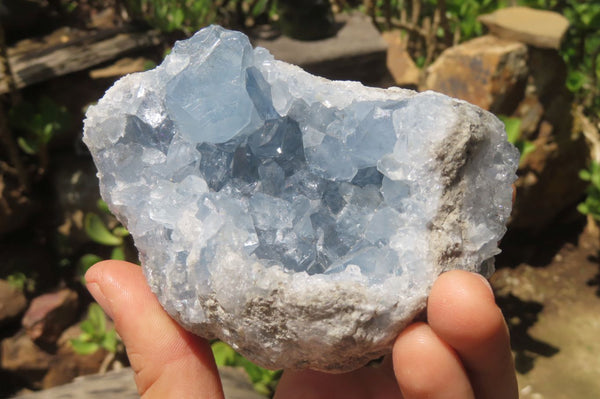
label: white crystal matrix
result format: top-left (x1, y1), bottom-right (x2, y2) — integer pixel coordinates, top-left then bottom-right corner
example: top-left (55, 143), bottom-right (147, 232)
top-left (83, 25), bottom-right (519, 371)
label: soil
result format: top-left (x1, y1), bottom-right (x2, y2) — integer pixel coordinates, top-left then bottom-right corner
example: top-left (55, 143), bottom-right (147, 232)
top-left (494, 219), bottom-right (600, 398)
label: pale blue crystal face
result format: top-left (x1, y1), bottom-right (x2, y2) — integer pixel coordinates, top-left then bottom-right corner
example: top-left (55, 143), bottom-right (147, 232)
top-left (83, 25), bottom-right (518, 288)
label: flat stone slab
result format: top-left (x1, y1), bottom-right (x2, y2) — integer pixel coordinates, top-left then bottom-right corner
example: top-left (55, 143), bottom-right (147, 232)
top-left (478, 6), bottom-right (569, 49)
top-left (253, 12), bottom-right (388, 84)
top-left (13, 367), bottom-right (267, 399)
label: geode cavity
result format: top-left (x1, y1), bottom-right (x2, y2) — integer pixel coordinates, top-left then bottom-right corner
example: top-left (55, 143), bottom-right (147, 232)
top-left (83, 25), bottom-right (519, 372)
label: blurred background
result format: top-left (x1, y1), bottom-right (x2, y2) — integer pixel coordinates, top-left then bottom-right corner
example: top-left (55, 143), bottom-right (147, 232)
top-left (0, 1), bottom-right (598, 398)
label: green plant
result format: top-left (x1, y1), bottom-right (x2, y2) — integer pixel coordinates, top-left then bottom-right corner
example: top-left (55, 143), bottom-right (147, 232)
top-left (6, 272), bottom-right (36, 293)
top-left (499, 115), bottom-right (536, 165)
top-left (578, 161), bottom-right (600, 221)
top-left (70, 303), bottom-right (119, 355)
top-left (8, 96), bottom-right (70, 156)
top-left (123, 0), bottom-right (277, 34)
top-left (77, 200), bottom-right (130, 284)
top-left (212, 341), bottom-right (281, 395)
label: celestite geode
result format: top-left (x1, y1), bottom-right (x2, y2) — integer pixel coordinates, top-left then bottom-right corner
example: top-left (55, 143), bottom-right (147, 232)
top-left (83, 25), bottom-right (519, 372)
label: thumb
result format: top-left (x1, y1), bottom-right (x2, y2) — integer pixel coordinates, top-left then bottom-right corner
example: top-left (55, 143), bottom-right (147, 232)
top-left (85, 260), bottom-right (224, 399)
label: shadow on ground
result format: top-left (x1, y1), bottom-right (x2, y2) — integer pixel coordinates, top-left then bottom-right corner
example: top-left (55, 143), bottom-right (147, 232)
top-left (585, 254), bottom-right (600, 297)
top-left (497, 218), bottom-right (586, 270)
top-left (496, 294), bottom-right (560, 374)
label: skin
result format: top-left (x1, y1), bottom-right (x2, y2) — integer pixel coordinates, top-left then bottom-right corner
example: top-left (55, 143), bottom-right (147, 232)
top-left (86, 260), bottom-right (518, 399)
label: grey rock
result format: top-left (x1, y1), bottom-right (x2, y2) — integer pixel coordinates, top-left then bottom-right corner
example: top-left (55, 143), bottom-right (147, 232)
top-left (83, 25), bottom-right (518, 372)
top-left (0, 279), bottom-right (27, 325)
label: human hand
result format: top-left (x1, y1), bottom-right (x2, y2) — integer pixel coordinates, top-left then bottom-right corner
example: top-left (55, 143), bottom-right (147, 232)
top-left (85, 261), bottom-right (518, 399)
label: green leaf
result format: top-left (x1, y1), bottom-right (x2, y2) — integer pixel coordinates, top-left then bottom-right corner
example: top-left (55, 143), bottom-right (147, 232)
top-left (252, 0), bottom-right (269, 16)
top-left (17, 136), bottom-right (38, 155)
top-left (101, 329), bottom-right (118, 353)
top-left (110, 246), bottom-right (125, 261)
top-left (170, 8), bottom-right (185, 31)
top-left (70, 339), bottom-right (100, 355)
top-left (84, 213), bottom-right (123, 246)
top-left (112, 226), bottom-right (130, 238)
top-left (88, 303), bottom-right (107, 332)
top-left (6, 272), bottom-right (27, 291)
top-left (566, 70), bottom-right (587, 92)
top-left (211, 341), bottom-right (236, 366)
top-left (515, 140), bottom-right (536, 164)
top-left (143, 60), bottom-right (157, 71)
top-left (80, 320), bottom-right (96, 335)
top-left (498, 115), bottom-right (522, 144)
top-left (79, 253), bottom-right (103, 271)
top-left (580, 169), bottom-right (592, 181)
top-left (78, 254), bottom-right (103, 285)
top-left (97, 199), bottom-right (111, 214)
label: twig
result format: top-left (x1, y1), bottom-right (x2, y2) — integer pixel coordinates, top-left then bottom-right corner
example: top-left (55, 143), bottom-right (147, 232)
top-left (365, 0), bottom-right (376, 27)
top-left (411, 0), bottom-right (421, 26)
top-left (383, 0), bottom-right (392, 30)
top-left (436, 0), bottom-right (453, 47)
top-left (99, 351), bottom-right (116, 374)
top-left (375, 16), bottom-right (426, 37)
top-left (424, 7), bottom-right (441, 67)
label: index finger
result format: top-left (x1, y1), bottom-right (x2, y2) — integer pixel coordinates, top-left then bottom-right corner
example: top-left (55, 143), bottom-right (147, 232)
top-left (85, 260), bottom-right (225, 399)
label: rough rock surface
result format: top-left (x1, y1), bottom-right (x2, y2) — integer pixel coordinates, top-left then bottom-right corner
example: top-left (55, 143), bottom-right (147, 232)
top-left (478, 6), bottom-right (569, 50)
top-left (382, 30), bottom-right (420, 88)
top-left (424, 35), bottom-right (528, 115)
top-left (0, 279), bottom-right (27, 325)
top-left (1, 332), bottom-right (54, 388)
top-left (510, 48), bottom-right (588, 230)
top-left (83, 25), bottom-right (518, 371)
top-left (22, 289), bottom-right (79, 345)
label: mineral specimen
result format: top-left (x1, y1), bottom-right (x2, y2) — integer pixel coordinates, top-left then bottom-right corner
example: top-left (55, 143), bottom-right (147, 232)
top-left (83, 25), bottom-right (519, 372)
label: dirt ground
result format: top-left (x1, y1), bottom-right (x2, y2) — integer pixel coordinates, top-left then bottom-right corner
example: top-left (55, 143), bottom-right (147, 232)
top-left (492, 219), bottom-right (600, 399)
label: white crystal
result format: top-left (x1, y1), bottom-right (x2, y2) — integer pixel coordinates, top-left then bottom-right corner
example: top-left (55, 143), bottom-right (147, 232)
top-left (83, 25), bottom-right (519, 372)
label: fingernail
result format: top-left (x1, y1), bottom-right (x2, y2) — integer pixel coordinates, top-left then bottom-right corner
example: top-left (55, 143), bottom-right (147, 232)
top-left (474, 273), bottom-right (494, 296)
top-left (87, 282), bottom-right (115, 320)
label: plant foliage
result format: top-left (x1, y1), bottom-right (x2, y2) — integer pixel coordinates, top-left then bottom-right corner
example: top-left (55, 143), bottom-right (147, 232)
top-left (211, 341), bottom-right (282, 395)
top-left (123, 0), bottom-right (277, 33)
top-left (70, 303), bottom-right (119, 355)
top-left (578, 161), bottom-right (600, 221)
top-left (499, 115), bottom-right (535, 164)
top-left (78, 201), bottom-right (131, 284)
top-left (8, 96), bottom-right (70, 155)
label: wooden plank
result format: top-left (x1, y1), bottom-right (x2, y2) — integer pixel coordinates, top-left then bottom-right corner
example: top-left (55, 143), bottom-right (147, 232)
top-left (0, 29), bottom-right (162, 94)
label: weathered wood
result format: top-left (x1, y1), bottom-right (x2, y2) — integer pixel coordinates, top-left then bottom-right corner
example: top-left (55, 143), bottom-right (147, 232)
top-left (0, 29), bottom-right (162, 94)
top-left (13, 366), bottom-right (268, 399)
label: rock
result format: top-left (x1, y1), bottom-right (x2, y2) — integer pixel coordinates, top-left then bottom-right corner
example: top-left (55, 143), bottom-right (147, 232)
top-left (509, 48), bottom-right (588, 230)
top-left (511, 107), bottom-right (588, 230)
top-left (1, 332), bottom-right (53, 388)
top-left (423, 36), bottom-right (586, 230)
top-left (15, 367), bottom-right (268, 399)
top-left (381, 30), bottom-right (421, 88)
top-left (0, 279), bottom-right (27, 325)
top-left (253, 12), bottom-right (388, 85)
top-left (42, 324), bottom-right (109, 389)
top-left (424, 35), bottom-right (528, 115)
top-left (478, 6), bottom-right (569, 49)
top-left (83, 25), bottom-right (518, 372)
top-left (22, 289), bottom-right (79, 345)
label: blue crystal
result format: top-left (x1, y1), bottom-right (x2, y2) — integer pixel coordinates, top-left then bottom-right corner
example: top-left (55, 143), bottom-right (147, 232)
top-left (84, 25), bottom-right (519, 285)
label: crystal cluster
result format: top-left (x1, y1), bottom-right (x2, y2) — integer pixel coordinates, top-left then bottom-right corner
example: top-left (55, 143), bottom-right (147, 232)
top-left (83, 25), bottom-right (519, 372)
